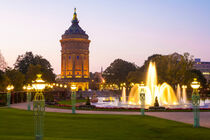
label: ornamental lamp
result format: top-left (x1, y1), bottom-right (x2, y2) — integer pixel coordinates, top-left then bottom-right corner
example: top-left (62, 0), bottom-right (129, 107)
top-left (182, 85), bottom-right (187, 89)
top-left (32, 74), bottom-right (46, 91)
top-left (139, 82), bottom-right (145, 92)
top-left (191, 78), bottom-right (200, 90)
top-left (23, 85), bottom-right (27, 90)
top-left (7, 85), bottom-right (14, 91)
top-left (27, 84), bottom-right (32, 91)
top-left (71, 84), bottom-right (77, 91)
top-left (139, 81), bottom-right (145, 116)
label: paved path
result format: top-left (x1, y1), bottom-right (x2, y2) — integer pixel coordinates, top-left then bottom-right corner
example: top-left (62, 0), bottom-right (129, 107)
top-left (11, 103), bottom-right (210, 128)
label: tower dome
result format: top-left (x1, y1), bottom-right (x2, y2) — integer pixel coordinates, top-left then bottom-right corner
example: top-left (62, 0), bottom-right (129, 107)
top-left (62, 8), bottom-right (88, 39)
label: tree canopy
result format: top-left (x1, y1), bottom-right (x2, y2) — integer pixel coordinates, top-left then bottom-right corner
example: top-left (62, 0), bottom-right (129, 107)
top-left (103, 59), bottom-right (138, 87)
top-left (0, 50), bottom-right (7, 71)
top-left (14, 52), bottom-right (55, 83)
top-left (14, 52), bottom-right (53, 74)
top-left (127, 52), bottom-right (207, 89)
top-left (0, 52), bottom-right (56, 91)
top-left (5, 68), bottom-right (25, 91)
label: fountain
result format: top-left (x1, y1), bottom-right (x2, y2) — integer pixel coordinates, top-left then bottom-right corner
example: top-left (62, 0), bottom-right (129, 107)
top-left (182, 85), bottom-right (188, 104)
top-left (92, 61), bottom-right (210, 109)
top-left (128, 62), bottom-right (178, 106)
top-left (121, 87), bottom-right (126, 103)
top-left (177, 84), bottom-right (181, 103)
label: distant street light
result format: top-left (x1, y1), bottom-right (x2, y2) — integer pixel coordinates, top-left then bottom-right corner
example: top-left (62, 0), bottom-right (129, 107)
top-left (139, 82), bottom-right (145, 115)
top-left (23, 84), bottom-right (32, 111)
top-left (191, 78), bottom-right (200, 128)
top-left (32, 74), bottom-right (46, 140)
top-left (6, 85), bottom-right (14, 107)
top-left (71, 84), bottom-right (77, 114)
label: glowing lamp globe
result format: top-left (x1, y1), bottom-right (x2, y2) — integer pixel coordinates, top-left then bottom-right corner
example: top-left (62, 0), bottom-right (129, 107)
top-left (27, 84), bottom-right (32, 91)
top-left (7, 85), bottom-right (14, 91)
top-left (140, 82), bottom-right (144, 87)
top-left (32, 74), bottom-right (46, 91)
top-left (23, 85), bottom-right (27, 90)
top-left (182, 85), bottom-right (187, 89)
top-left (191, 78), bottom-right (200, 89)
top-left (71, 85), bottom-right (77, 91)
top-left (139, 81), bottom-right (145, 93)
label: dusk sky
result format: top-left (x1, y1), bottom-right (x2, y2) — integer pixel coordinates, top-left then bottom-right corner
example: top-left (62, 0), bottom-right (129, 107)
top-left (0, 0), bottom-right (210, 74)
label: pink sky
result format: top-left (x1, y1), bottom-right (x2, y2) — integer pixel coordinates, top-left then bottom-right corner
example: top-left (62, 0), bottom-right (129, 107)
top-left (0, 0), bottom-right (210, 74)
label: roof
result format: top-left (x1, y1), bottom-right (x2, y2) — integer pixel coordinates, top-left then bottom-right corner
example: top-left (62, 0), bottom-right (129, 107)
top-left (63, 8), bottom-right (88, 38)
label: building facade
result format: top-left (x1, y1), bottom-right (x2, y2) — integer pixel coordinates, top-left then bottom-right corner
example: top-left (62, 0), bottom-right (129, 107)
top-left (194, 58), bottom-right (210, 83)
top-left (60, 8), bottom-right (90, 90)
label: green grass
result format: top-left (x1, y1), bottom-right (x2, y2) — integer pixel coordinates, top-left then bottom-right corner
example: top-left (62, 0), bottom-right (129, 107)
top-left (0, 108), bottom-right (210, 140)
top-left (58, 99), bottom-right (86, 105)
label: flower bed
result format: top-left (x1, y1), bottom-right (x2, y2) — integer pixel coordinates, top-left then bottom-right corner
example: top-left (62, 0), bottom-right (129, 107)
top-left (52, 103), bottom-right (210, 112)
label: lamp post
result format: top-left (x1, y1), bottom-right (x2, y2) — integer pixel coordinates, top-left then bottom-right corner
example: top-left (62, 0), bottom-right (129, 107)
top-left (71, 84), bottom-right (77, 114)
top-left (32, 74), bottom-right (46, 140)
top-left (23, 84), bottom-right (32, 111)
top-left (139, 82), bottom-right (145, 115)
top-left (6, 85), bottom-right (14, 107)
top-left (191, 78), bottom-right (200, 128)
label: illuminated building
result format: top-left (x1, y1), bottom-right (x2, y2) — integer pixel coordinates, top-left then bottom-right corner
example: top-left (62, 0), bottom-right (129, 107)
top-left (194, 58), bottom-right (210, 83)
top-left (60, 8), bottom-right (90, 90)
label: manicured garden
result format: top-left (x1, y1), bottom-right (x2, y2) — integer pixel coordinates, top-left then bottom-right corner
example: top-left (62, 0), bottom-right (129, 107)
top-left (0, 108), bottom-right (210, 140)
top-left (58, 99), bottom-right (86, 105)
top-left (49, 99), bottom-right (210, 112)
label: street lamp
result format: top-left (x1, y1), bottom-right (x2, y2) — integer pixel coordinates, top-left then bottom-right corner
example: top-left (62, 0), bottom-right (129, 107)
top-left (32, 74), bottom-right (46, 140)
top-left (6, 85), bottom-right (14, 107)
top-left (139, 82), bottom-right (146, 115)
top-left (23, 84), bottom-right (32, 111)
top-left (191, 78), bottom-right (200, 128)
top-left (71, 84), bottom-right (77, 114)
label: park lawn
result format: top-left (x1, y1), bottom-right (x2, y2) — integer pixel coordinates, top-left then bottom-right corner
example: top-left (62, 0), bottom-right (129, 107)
top-left (0, 108), bottom-right (210, 140)
top-left (58, 99), bottom-right (86, 105)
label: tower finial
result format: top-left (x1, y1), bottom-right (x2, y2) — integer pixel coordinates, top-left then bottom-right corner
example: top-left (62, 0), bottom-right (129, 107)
top-left (72, 8), bottom-right (78, 22)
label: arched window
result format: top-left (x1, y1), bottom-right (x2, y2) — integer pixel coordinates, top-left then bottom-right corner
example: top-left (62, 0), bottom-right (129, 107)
top-left (69, 56), bottom-right (71, 59)
top-left (77, 56), bottom-right (79, 59)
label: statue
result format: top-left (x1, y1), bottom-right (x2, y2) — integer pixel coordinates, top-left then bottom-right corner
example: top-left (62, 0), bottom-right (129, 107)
top-left (154, 96), bottom-right (159, 107)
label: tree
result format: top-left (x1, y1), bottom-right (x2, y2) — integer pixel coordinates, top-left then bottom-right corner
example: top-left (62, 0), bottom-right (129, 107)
top-left (103, 59), bottom-right (138, 87)
top-left (14, 52), bottom-right (55, 83)
top-left (25, 64), bottom-right (55, 83)
top-left (126, 52), bottom-right (205, 89)
top-left (14, 52), bottom-right (53, 74)
top-left (0, 50), bottom-right (7, 71)
top-left (0, 70), bottom-right (9, 91)
top-left (6, 68), bottom-right (25, 91)
top-left (189, 69), bottom-right (207, 88)
top-left (127, 66), bottom-right (145, 83)
top-left (142, 53), bottom-right (194, 86)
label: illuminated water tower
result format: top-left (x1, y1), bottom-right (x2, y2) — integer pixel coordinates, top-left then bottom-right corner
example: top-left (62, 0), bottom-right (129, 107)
top-left (60, 8), bottom-right (90, 90)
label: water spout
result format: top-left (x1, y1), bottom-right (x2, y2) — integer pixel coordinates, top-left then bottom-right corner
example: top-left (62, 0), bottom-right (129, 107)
top-left (128, 62), bottom-right (178, 106)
